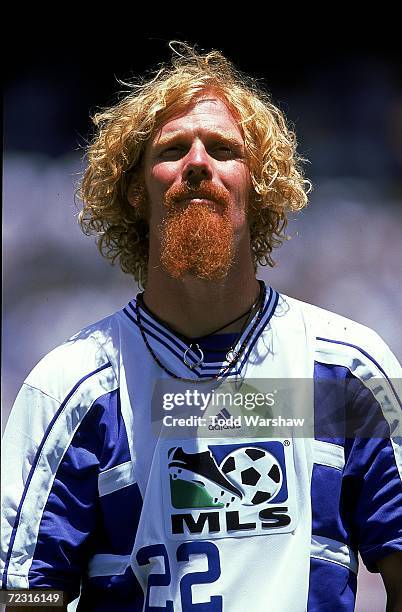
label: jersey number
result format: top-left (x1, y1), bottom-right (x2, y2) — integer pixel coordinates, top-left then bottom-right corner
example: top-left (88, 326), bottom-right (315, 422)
top-left (136, 541), bottom-right (222, 611)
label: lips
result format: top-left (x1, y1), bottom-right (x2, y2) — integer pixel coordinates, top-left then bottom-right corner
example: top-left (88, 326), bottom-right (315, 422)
top-left (178, 196), bottom-right (217, 205)
top-left (178, 193), bottom-right (217, 203)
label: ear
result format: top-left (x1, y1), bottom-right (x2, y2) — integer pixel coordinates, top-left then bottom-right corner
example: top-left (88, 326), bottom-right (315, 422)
top-left (127, 180), bottom-right (141, 207)
top-left (127, 174), bottom-right (148, 220)
top-left (247, 186), bottom-right (260, 223)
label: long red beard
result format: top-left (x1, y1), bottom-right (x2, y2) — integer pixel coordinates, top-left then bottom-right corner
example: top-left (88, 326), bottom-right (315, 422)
top-left (160, 181), bottom-right (234, 280)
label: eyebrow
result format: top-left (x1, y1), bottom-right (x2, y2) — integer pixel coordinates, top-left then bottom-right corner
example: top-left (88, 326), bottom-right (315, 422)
top-left (153, 130), bottom-right (245, 149)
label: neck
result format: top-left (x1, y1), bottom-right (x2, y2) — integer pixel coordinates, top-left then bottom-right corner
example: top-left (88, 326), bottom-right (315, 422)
top-left (143, 249), bottom-right (260, 339)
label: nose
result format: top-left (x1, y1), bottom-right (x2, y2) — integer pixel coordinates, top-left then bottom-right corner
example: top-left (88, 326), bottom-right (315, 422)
top-left (182, 141), bottom-right (213, 184)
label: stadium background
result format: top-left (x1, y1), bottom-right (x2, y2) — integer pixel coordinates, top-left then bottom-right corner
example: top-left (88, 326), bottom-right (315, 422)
top-left (3, 24), bottom-right (401, 612)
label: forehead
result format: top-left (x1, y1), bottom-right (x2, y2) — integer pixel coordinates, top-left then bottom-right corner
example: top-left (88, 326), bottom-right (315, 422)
top-left (151, 97), bottom-right (243, 143)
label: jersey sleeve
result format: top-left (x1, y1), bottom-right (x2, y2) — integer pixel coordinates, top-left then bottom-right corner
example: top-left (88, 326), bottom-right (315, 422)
top-left (343, 334), bottom-right (402, 572)
top-left (1, 353), bottom-right (117, 599)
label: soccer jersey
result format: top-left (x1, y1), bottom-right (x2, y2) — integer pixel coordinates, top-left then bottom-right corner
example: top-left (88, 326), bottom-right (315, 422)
top-left (1, 283), bottom-right (401, 611)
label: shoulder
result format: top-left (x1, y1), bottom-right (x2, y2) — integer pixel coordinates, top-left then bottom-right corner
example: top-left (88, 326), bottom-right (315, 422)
top-left (280, 294), bottom-right (401, 377)
top-left (23, 312), bottom-right (122, 404)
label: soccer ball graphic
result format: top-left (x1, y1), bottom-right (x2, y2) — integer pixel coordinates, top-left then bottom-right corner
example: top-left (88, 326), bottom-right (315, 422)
top-left (220, 447), bottom-right (282, 506)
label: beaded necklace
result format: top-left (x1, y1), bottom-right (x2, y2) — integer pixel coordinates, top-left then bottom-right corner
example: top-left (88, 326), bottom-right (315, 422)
top-left (136, 280), bottom-right (266, 383)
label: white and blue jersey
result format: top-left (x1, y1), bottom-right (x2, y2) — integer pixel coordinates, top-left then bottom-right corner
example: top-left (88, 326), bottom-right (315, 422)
top-left (1, 283), bottom-right (401, 611)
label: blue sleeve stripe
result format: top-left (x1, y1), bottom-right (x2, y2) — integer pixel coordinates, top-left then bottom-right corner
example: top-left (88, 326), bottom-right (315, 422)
top-left (316, 337), bottom-right (402, 410)
top-left (2, 361), bottom-right (113, 589)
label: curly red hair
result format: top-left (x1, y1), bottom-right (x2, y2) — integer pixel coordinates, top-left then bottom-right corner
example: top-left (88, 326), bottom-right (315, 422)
top-left (78, 42), bottom-right (311, 288)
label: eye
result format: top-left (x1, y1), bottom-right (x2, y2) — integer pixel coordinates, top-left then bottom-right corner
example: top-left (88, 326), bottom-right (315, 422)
top-left (211, 145), bottom-right (236, 159)
top-left (159, 146), bottom-right (186, 160)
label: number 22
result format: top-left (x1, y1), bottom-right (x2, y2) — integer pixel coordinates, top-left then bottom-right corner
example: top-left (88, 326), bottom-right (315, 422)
top-left (136, 541), bottom-right (222, 611)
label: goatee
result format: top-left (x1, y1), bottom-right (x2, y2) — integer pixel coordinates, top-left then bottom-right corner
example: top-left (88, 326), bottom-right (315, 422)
top-left (160, 181), bottom-right (234, 280)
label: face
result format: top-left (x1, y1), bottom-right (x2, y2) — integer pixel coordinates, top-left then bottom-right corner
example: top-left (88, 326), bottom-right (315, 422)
top-left (134, 97), bottom-right (252, 280)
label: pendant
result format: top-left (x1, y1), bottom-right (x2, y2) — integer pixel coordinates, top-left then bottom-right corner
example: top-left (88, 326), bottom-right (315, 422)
top-left (226, 349), bottom-right (239, 364)
top-left (183, 343), bottom-right (204, 369)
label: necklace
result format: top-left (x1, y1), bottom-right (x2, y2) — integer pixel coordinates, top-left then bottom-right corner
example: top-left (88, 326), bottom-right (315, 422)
top-left (137, 286), bottom-right (260, 365)
top-left (136, 280), bottom-right (266, 383)
top-left (190, 297), bottom-right (260, 365)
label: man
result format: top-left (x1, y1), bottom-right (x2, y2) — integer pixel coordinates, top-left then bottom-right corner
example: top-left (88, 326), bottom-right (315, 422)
top-left (2, 43), bottom-right (401, 611)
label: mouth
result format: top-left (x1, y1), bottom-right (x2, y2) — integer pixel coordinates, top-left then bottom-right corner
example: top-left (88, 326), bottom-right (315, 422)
top-left (179, 197), bottom-right (217, 206)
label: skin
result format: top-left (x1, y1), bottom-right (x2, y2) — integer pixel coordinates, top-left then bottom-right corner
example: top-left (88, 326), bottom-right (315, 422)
top-left (134, 95), bottom-right (260, 338)
top-left (131, 93), bottom-right (402, 607)
top-left (7, 97), bottom-right (401, 612)
top-left (377, 551), bottom-right (402, 611)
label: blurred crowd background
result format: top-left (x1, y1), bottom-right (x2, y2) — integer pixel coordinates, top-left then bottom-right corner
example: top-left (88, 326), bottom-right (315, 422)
top-left (3, 28), bottom-right (401, 612)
